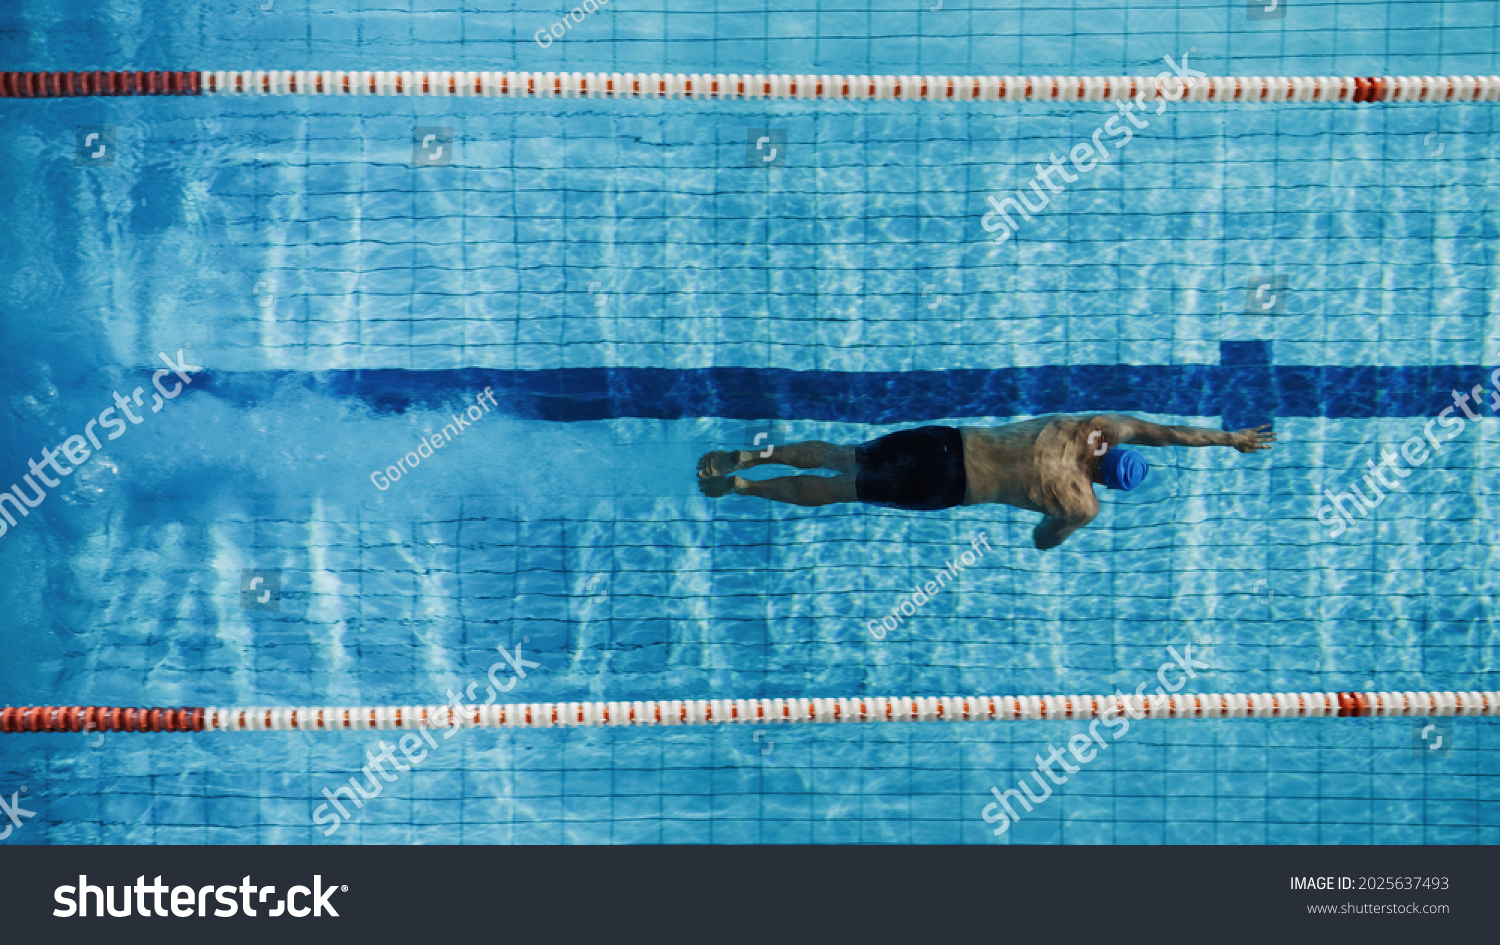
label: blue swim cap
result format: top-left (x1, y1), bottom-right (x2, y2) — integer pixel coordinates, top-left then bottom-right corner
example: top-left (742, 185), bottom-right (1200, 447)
top-left (1101, 449), bottom-right (1149, 491)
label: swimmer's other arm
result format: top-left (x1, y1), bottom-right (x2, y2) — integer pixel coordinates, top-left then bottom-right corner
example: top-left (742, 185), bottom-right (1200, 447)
top-left (1098, 415), bottom-right (1276, 453)
top-left (1033, 512), bottom-right (1095, 551)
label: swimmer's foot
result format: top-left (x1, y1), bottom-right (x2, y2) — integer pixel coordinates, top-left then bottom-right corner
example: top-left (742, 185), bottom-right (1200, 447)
top-left (697, 450), bottom-right (745, 478)
top-left (697, 475), bottom-right (742, 499)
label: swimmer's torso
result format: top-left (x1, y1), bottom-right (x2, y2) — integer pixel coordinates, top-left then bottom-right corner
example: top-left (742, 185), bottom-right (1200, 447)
top-left (960, 415), bottom-right (1104, 519)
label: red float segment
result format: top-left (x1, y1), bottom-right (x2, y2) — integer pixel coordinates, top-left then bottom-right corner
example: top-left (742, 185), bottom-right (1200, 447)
top-left (63, 706), bottom-right (202, 731)
top-left (1351, 77), bottom-right (1393, 103)
top-left (0, 70), bottom-right (204, 97)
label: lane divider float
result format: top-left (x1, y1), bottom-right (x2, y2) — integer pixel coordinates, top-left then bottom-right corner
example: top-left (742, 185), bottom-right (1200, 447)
top-left (2, 71), bottom-right (1499, 103)
top-left (2, 691), bottom-right (1495, 733)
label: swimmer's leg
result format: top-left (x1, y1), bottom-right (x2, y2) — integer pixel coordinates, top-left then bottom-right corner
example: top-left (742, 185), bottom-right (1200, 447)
top-left (724, 472), bottom-right (859, 507)
top-left (697, 440), bottom-right (857, 478)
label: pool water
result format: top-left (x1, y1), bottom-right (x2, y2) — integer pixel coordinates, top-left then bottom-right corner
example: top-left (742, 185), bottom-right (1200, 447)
top-left (0, 1), bottom-right (1495, 843)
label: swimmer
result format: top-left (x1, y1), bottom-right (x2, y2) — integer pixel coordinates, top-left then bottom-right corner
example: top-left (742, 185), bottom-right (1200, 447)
top-left (697, 414), bottom-right (1275, 549)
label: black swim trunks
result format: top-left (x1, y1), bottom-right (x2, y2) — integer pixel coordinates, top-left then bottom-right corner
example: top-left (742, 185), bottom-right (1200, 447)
top-left (855, 426), bottom-right (968, 511)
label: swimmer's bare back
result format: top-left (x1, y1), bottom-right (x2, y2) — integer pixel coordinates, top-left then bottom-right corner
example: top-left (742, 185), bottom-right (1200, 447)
top-left (960, 414), bottom-right (1275, 550)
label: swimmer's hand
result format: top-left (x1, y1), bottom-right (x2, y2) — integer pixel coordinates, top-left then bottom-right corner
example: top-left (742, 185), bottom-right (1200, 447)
top-left (1231, 425), bottom-right (1276, 453)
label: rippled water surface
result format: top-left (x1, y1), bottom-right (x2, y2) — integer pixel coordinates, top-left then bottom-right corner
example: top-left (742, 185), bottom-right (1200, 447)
top-left (0, 1), bottom-right (1496, 843)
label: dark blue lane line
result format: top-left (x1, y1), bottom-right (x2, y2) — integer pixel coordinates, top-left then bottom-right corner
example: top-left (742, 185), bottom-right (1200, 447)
top-left (195, 343), bottom-right (1490, 427)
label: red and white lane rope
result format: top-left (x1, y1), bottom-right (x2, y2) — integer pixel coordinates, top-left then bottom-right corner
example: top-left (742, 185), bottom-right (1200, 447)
top-left (3, 71), bottom-right (1500, 103)
top-left (3, 692), bottom-right (1496, 733)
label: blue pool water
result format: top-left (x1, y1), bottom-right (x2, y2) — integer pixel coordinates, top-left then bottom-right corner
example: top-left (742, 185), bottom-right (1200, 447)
top-left (0, 1), bottom-right (1496, 843)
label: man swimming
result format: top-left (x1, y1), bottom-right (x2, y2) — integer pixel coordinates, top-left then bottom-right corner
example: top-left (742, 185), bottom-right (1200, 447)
top-left (697, 414), bottom-right (1275, 549)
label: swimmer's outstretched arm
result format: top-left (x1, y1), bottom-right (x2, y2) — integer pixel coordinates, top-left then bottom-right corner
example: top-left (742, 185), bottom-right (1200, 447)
top-left (1099, 415), bottom-right (1276, 453)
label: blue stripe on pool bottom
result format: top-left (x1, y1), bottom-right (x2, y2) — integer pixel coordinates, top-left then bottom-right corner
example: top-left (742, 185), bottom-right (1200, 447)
top-left (199, 345), bottom-right (1491, 429)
